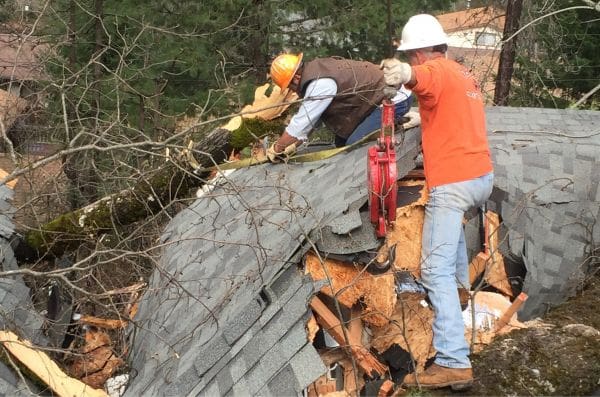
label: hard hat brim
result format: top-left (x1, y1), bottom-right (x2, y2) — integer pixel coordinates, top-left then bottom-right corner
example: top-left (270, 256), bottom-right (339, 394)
top-left (397, 40), bottom-right (446, 51)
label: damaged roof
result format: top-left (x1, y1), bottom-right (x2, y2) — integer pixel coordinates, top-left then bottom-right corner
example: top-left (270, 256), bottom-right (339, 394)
top-left (126, 106), bottom-right (600, 395)
top-left (0, 178), bottom-right (47, 395)
top-left (125, 126), bottom-right (422, 396)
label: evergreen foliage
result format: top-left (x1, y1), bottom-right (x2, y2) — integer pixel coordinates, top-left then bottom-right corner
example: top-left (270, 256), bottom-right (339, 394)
top-left (511, 0), bottom-right (600, 109)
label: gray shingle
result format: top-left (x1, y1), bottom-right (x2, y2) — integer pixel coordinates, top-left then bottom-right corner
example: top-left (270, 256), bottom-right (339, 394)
top-left (194, 334), bottom-right (231, 377)
top-left (223, 297), bottom-right (264, 345)
top-left (127, 107), bottom-right (600, 395)
top-left (264, 364), bottom-right (298, 397)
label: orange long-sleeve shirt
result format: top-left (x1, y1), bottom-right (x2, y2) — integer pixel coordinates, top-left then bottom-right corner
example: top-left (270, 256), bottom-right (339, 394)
top-left (411, 57), bottom-right (493, 188)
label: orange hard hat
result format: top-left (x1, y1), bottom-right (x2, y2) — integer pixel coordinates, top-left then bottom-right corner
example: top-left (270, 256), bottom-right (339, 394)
top-left (270, 53), bottom-right (303, 90)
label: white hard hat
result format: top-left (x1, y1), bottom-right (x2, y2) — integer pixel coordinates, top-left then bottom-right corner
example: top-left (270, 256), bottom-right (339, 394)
top-left (397, 14), bottom-right (448, 51)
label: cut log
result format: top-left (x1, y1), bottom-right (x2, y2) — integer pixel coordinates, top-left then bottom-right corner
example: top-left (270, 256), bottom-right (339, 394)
top-left (24, 152), bottom-right (209, 256)
top-left (0, 330), bottom-right (108, 397)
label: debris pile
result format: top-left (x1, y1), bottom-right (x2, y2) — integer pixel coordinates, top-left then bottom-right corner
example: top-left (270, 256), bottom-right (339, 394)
top-left (303, 176), bottom-right (527, 395)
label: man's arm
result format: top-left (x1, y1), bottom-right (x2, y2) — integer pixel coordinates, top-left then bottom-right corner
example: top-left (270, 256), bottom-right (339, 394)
top-left (268, 78), bottom-right (337, 162)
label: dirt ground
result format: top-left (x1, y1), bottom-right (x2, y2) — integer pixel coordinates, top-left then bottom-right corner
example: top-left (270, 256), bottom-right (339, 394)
top-left (407, 274), bottom-right (600, 396)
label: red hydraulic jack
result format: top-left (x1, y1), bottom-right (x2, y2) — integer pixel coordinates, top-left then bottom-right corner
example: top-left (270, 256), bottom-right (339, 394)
top-left (367, 98), bottom-right (398, 238)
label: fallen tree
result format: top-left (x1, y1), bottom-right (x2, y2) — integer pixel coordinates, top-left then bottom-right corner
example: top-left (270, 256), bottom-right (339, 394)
top-left (22, 84), bottom-right (294, 257)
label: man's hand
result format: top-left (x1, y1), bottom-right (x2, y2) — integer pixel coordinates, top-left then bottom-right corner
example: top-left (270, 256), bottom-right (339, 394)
top-left (266, 142), bottom-right (297, 163)
top-left (380, 58), bottom-right (412, 87)
top-left (402, 111), bottom-right (421, 130)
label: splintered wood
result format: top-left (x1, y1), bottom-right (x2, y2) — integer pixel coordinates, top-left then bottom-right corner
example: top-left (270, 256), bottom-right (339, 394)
top-left (310, 296), bottom-right (387, 377)
top-left (377, 180), bottom-right (428, 278)
top-left (370, 294), bottom-right (435, 371)
top-left (0, 330), bottom-right (108, 397)
top-left (469, 211), bottom-right (514, 297)
top-left (305, 176), bottom-right (527, 393)
top-left (305, 252), bottom-right (396, 327)
top-left (69, 328), bottom-right (124, 389)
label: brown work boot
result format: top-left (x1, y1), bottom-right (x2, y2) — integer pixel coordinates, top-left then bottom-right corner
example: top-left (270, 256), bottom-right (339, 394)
top-left (403, 363), bottom-right (473, 391)
top-left (458, 288), bottom-right (471, 311)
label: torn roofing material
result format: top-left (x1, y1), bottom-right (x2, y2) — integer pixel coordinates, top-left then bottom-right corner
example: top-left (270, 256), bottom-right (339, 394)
top-left (0, 176), bottom-right (47, 395)
top-left (126, 107), bottom-right (600, 395)
top-left (486, 107), bottom-right (600, 317)
top-left (125, 128), bottom-right (422, 395)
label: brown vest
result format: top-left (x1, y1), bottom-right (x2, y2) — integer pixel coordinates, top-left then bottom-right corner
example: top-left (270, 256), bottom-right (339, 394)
top-left (297, 57), bottom-right (386, 138)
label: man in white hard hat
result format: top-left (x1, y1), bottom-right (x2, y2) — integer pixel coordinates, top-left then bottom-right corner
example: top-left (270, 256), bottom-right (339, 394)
top-left (380, 14), bottom-right (494, 390)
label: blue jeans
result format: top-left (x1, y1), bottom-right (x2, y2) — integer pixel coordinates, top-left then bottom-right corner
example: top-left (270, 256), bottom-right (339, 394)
top-left (420, 172), bottom-right (494, 368)
top-left (335, 96), bottom-right (413, 147)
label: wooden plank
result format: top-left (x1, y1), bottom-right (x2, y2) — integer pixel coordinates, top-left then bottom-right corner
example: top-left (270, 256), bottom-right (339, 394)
top-left (469, 252), bottom-right (489, 285)
top-left (469, 211), bottom-right (513, 298)
top-left (310, 296), bottom-right (387, 378)
top-left (494, 292), bottom-right (528, 332)
top-left (0, 330), bottom-right (108, 397)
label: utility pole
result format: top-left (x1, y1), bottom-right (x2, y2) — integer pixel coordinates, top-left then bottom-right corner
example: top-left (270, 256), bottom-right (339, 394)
top-left (494, 0), bottom-right (523, 106)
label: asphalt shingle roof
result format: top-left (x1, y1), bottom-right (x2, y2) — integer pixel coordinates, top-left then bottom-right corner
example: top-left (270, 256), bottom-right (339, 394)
top-left (126, 106), bottom-right (600, 396)
top-left (125, 127), bottom-right (422, 395)
top-left (485, 107), bottom-right (600, 317)
top-left (0, 177), bottom-right (46, 395)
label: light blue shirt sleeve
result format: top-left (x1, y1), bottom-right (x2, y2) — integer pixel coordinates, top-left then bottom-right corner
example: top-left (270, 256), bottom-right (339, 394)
top-left (391, 85), bottom-right (412, 104)
top-left (286, 78), bottom-right (337, 141)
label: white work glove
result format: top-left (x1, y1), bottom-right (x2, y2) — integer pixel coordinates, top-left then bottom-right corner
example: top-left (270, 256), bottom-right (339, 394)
top-left (402, 111), bottom-right (421, 130)
top-left (380, 58), bottom-right (412, 87)
top-left (266, 142), bottom-right (297, 163)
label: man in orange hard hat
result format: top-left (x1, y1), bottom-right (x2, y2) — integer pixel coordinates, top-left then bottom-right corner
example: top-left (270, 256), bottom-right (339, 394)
top-left (380, 14), bottom-right (494, 391)
top-left (266, 53), bottom-right (413, 162)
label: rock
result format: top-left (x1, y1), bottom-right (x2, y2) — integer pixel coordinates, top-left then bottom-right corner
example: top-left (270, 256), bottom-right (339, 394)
top-left (562, 323), bottom-right (600, 338)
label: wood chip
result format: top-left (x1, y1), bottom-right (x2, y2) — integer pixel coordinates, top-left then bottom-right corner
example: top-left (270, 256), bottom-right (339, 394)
top-left (464, 291), bottom-right (528, 352)
top-left (306, 315), bottom-right (319, 343)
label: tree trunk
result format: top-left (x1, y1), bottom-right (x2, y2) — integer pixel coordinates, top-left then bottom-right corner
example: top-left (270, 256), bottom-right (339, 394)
top-left (25, 127), bottom-right (233, 258)
top-left (23, 83), bottom-right (293, 258)
top-left (494, 0), bottom-right (523, 106)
